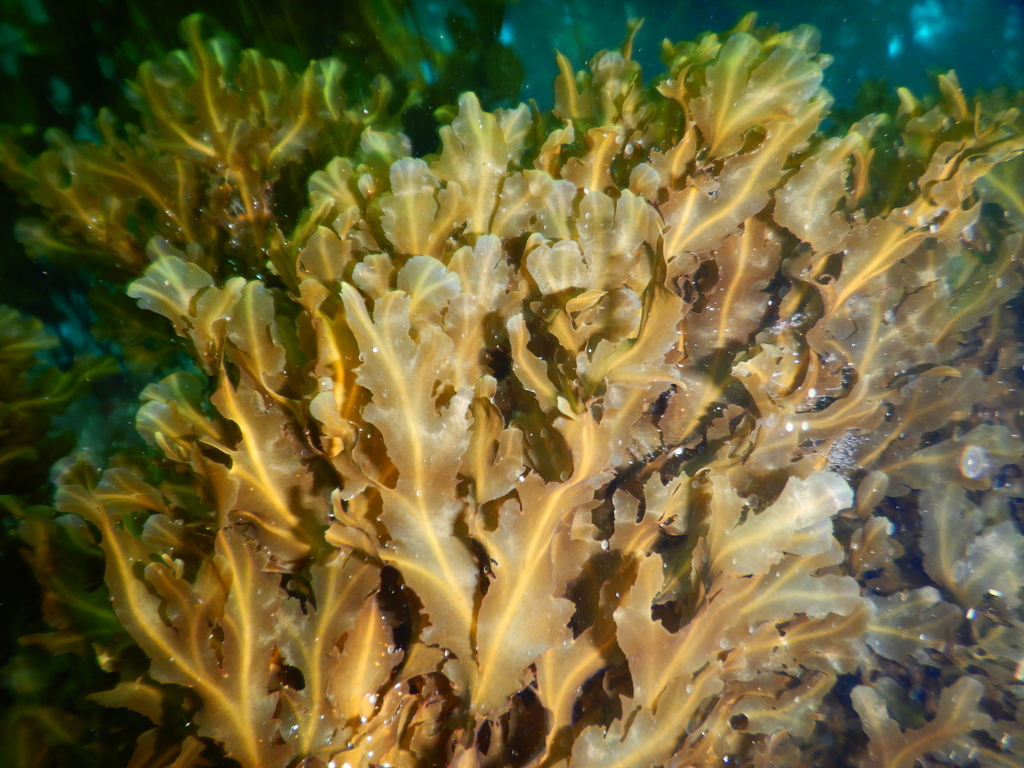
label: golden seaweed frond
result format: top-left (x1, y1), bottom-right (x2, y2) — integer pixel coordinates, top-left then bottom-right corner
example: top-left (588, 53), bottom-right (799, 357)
top-left (4, 13), bottom-right (1024, 768)
top-left (0, 14), bottom-right (398, 282)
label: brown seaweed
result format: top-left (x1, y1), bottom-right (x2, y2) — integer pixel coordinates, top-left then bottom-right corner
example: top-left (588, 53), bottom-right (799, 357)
top-left (3, 12), bottom-right (1024, 768)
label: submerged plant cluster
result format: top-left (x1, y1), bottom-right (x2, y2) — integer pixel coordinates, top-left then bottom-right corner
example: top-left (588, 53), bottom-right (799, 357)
top-left (1, 11), bottom-right (1024, 768)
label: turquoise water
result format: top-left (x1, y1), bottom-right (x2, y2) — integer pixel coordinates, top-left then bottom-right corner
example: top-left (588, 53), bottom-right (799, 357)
top-left (416, 0), bottom-right (1024, 108)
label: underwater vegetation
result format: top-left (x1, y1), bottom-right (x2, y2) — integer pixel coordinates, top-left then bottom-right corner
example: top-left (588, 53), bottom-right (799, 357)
top-left (2, 9), bottom-right (1024, 768)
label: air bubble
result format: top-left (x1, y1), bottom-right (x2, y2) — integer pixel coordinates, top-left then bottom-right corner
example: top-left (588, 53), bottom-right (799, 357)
top-left (959, 444), bottom-right (987, 479)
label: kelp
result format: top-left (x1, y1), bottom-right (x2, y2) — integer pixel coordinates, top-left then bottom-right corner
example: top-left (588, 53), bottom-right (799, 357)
top-left (3, 11), bottom-right (1024, 768)
top-left (0, 309), bottom-right (122, 768)
top-left (0, 1), bottom-right (521, 379)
